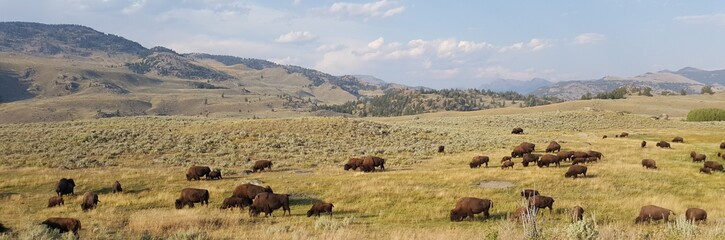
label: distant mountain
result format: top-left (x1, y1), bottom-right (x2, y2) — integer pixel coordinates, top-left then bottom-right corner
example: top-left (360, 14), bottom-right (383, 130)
top-left (354, 75), bottom-right (386, 85)
top-left (479, 78), bottom-right (552, 94)
top-left (674, 67), bottom-right (725, 86)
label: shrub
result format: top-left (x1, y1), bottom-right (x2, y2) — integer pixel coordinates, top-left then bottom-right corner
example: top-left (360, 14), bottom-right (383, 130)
top-left (666, 217), bottom-right (698, 239)
top-left (167, 228), bottom-right (210, 240)
top-left (686, 108), bottom-right (725, 121)
top-left (565, 215), bottom-right (599, 240)
top-left (19, 225), bottom-right (75, 240)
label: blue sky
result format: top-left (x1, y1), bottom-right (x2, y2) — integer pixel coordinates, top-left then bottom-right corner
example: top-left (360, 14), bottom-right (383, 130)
top-left (1, 0), bottom-right (725, 88)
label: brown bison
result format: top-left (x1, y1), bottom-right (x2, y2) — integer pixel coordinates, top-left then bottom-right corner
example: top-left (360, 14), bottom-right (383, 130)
top-left (307, 202), bottom-right (334, 217)
top-left (641, 159), bottom-right (657, 169)
top-left (521, 189), bottom-right (540, 199)
top-left (501, 156), bottom-right (512, 162)
top-left (672, 137), bottom-right (684, 143)
top-left (641, 141), bottom-right (646, 148)
top-left (249, 192), bottom-right (291, 217)
top-left (522, 153), bottom-right (540, 166)
top-left (571, 206), bottom-right (584, 221)
top-left (602, 135), bottom-right (607, 139)
top-left (437, 145), bottom-right (445, 153)
top-left (635, 205), bottom-right (674, 223)
top-left (537, 154), bottom-right (560, 167)
top-left (80, 192), bottom-right (99, 212)
top-left (656, 141), bottom-right (671, 148)
top-left (529, 195), bottom-right (555, 215)
top-left (220, 196), bottom-right (249, 211)
top-left (704, 161), bottom-right (724, 171)
top-left (501, 160), bottom-right (514, 169)
top-left (175, 188), bottom-right (209, 209)
top-left (360, 156), bottom-right (385, 172)
top-left (41, 218), bottom-right (81, 235)
top-left (571, 151), bottom-right (589, 159)
top-left (48, 196), bottom-right (64, 208)
top-left (450, 197), bottom-right (493, 222)
top-left (690, 152), bottom-right (706, 162)
top-left (546, 141), bottom-right (561, 153)
top-left (565, 165), bottom-right (587, 178)
top-left (232, 184), bottom-right (273, 203)
top-left (511, 206), bottom-right (530, 221)
top-left (511, 127), bottom-right (524, 134)
top-left (207, 170), bottom-right (222, 180)
top-left (619, 132), bottom-right (629, 137)
top-left (112, 181), bottom-right (122, 193)
top-left (721, 142), bottom-right (725, 149)
top-left (186, 166), bottom-right (211, 181)
top-left (511, 146), bottom-right (527, 158)
top-left (252, 160), bottom-right (273, 172)
top-left (55, 178), bottom-right (76, 196)
top-left (700, 167), bottom-right (712, 174)
top-left (587, 151), bottom-right (603, 160)
top-left (556, 151), bottom-right (574, 161)
top-left (344, 158), bottom-right (364, 171)
top-left (519, 142), bottom-right (536, 153)
top-left (572, 157), bottom-right (586, 165)
top-left (585, 157), bottom-right (599, 164)
top-left (685, 208), bottom-right (707, 223)
top-left (470, 156), bottom-right (489, 168)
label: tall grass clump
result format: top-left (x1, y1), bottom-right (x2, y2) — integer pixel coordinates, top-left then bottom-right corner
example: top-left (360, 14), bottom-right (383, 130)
top-left (565, 215), bottom-right (599, 240)
top-left (19, 225), bottom-right (75, 240)
top-left (665, 217), bottom-right (698, 239)
top-left (686, 108), bottom-right (725, 121)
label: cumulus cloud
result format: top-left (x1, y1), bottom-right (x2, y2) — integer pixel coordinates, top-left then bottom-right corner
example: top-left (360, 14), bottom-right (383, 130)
top-left (329, 0), bottom-right (405, 20)
top-left (675, 13), bottom-right (725, 25)
top-left (275, 31), bottom-right (318, 43)
top-left (573, 33), bottom-right (606, 44)
top-left (499, 38), bottom-right (553, 53)
top-left (367, 37), bottom-right (385, 49)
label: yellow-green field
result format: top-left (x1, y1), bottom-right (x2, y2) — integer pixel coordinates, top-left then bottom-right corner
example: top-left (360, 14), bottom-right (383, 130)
top-left (0, 98), bottom-right (724, 239)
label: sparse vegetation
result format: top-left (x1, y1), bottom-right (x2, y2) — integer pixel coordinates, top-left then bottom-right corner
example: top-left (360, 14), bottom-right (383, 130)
top-left (701, 86), bottom-right (714, 95)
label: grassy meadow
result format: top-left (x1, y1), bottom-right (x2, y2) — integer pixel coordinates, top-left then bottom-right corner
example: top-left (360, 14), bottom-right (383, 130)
top-left (0, 101), bottom-right (724, 239)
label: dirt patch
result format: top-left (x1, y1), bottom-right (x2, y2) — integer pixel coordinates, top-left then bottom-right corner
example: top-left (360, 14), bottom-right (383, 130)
top-left (475, 181), bottom-right (515, 189)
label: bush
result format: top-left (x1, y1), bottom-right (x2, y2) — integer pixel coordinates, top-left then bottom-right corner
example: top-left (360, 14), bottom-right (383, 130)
top-left (666, 217), bottom-right (698, 239)
top-left (167, 229), bottom-right (210, 240)
top-left (686, 108), bottom-right (725, 121)
top-left (19, 225), bottom-right (75, 240)
top-left (565, 215), bottom-right (599, 240)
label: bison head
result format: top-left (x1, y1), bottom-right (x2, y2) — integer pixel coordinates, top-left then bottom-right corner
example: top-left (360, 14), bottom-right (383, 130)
top-left (306, 209), bottom-right (314, 217)
top-left (344, 164), bottom-right (353, 171)
top-left (249, 206), bottom-right (262, 217)
top-left (175, 199), bottom-right (183, 209)
top-left (449, 209), bottom-right (465, 222)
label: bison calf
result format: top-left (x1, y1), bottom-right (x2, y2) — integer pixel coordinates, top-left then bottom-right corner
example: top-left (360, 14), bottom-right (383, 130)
top-left (641, 141), bottom-right (646, 148)
top-left (220, 196), bottom-right (249, 211)
top-left (80, 192), bottom-right (99, 212)
top-left (641, 159), bottom-right (657, 169)
top-left (501, 160), bottom-right (514, 169)
top-left (511, 127), bottom-right (524, 134)
top-left (571, 206), bottom-right (584, 221)
top-left (112, 181), bottom-right (122, 193)
top-left (253, 160), bottom-right (273, 172)
top-left (685, 208), bottom-right (707, 223)
top-left (635, 205), bottom-right (673, 223)
top-left (450, 197), bottom-right (493, 222)
top-left (672, 137), bottom-right (684, 143)
top-left (565, 165), bottom-right (587, 178)
top-left (307, 202), bottom-right (334, 217)
top-left (207, 170), bottom-right (222, 180)
top-left (48, 196), bottom-right (64, 208)
top-left (41, 218), bottom-right (81, 235)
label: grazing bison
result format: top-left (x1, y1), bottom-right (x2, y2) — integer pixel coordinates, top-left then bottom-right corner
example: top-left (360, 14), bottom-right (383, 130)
top-left (511, 127), bottom-right (524, 134)
top-left (470, 156), bottom-right (489, 168)
top-left (565, 165), bottom-right (587, 178)
top-left (450, 197), bottom-right (493, 222)
top-left (704, 161), bottom-right (724, 171)
top-left (571, 151), bottom-right (589, 159)
top-left (537, 154), bottom-right (560, 167)
top-left (232, 184), bottom-right (273, 204)
top-left (619, 132), bottom-right (629, 138)
top-left (685, 208), bottom-right (707, 223)
top-left (511, 146), bottom-right (527, 158)
top-left (571, 206), bottom-right (584, 221)
top-left (41, 218), bottom-right (81, 235)
top-left (55, 178), bottom-right (76, 197)
top-left (186, 166), bottom-right (211, 181)
top-left (207, 170), bottom-right (222, 180)
top-left (690, 152), bottom-right (706, 162)
top-left (700, 167), bottom-right (712, 174)
top-left (641, 159), bottom-right (657, 169)
top-left (437, 145), bottom-right (445, 153)
top-left (360, 156), bottom-right (385, 172)
top-left (249, 192), bottom-right (291, 217)
top-left (635, 205), bottom-right (674, 223)
top-left (587, 151), bottom-right (603, 160)
top-left (220, 197), bottom-right (249, 211)
top-left (501, 160), bottom-right (514, 169)
top-left (721, 142), bottom-right (725, 149)
top-left (529, 195), bottom-right (555, 215)
top-left (656, 141), bottom-right (671, 148)
top-left (511, 206), bottom-right (530, 221)
top-left (556, 151), bottom-right (574, 161)
top-left (521, 189), bottom-right (540, 199)
top-left (546, 141), bottom-right (561, 153)
top-left (252, 160), bottom-right (273, 172)
top-left (48, 196), bottom-right (64, 208)
top-left (344, 158), bottom-right (364, 171)
top-left (175, 188), bottom-right (209, 209)
top-left (602, 135), bottom-right (607, 139)
top-left (585, 157), bottom-right (599, 164)
top-left (572, 157), bottom-right (587, 165)
top-left (522, 153), bottom-right (540, 166)
top-left (641, 141), bottom-right (647, 148)
top-left (519, 142), bottom-right (536, 153)
top-left (672, 137), bottom-right (684, 143)
top-left (80, 192), bottom-right (99, 212)
top-left (307, 202), bottom-right (334, 217)
top-left (112, 181), bottom-right (122, 193)
top-left (501, 156), bottom-right (512, 162)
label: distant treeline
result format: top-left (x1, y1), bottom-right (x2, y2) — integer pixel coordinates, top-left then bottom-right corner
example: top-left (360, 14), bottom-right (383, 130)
top-left (312, 89), bottom-right (559, 117)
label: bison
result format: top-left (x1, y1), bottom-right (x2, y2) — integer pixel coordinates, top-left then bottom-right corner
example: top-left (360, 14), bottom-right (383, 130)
top-left (112, 181), bottom-right (122, 193)
top-left (450, 197), bottom-right (493, 222)
top-left (641, 159), bottom-right (657, 169)
top-left (565, 165), bottom-right (587, 178)
top-left (232, 184), bottom-right (273, 204)
top-left (511, 146), bottom-right (527, 158)
top-left (571, 206), bottom-right (584, 221)
top-left (522, 153), bottom-right (540, 166)
top-left (619, 132), bottom-right (629, 138)
top-left (307, 202), bottom-right (334, 217)
top-left (437, 145), bottom-right (445, 153)
top-left (41, 218), bottom-right (81, 235)
top-left (641, 141), bottom-right (646, 148)
top-left (521, 189), bottom-right (540, 199)
top-left (252, 160), bottom-right (273, 172)
top-left (511, 127), bottom-right (524, 134)
top-left (220, 196), bottom-right (249, 211)
top-left (48, 196), bottom-right (64, 208)
top-left (571, 151), bottom-right (589, 159)
top-left (470, 156), bottom-right (489, 168)
top-left (602, 135), bottom-right (608, 139)
top-left (700, 167), bottom-right (712, 174)
top-left (690, 151), bottom-right (706, 162)
top-left (519, 142), bottom-right (536, 153)
top-left (344, 158), bottom-right (364, 171)
top-left (656, 141), bottom-right (671, 148)
top-left (501, 156), bottom-right (512, 162)
top-left (704, 161), bottom-right (724, 171)
top-left (672, 137), bottom-right (684, 143)
top-left (207, 170), bottom-right (222, 180)
top-left (529, 195), bottom-right (555, 215)
top-left (511, 206), bottom-right (530, 221)
top-left (721, 142), bottom-right (725, 149)
top-left (55, 178), bottom-right (76, 197)
top-left (556, 151), bottom-right (573, 161)
top-left (80, 192), bottom-right (99, 212)
top-left (585, 157), bottom-right (599, 164)
top-left (360, 156), bottom-right (385, 172)
top-left (537, 154), bottom-right (560, 167)
top-left (546, 141), bottom-right (561, 153)
top-left (587, 151), bottom-right (603, 160)
top-left (501, 160), bottom-right (514, 169)
top-left (635, 205), bottom-right (674, 223)
top-left (249, 192), bottom-right (291, 217)
top-left (186, 166), bottom-right (211, 181)
top-left (572, 157), bottom-right (586, 165)
top-left (175, 188), bottom-right (209, 209)
top-left (685, 208), bottom-right (707, 223)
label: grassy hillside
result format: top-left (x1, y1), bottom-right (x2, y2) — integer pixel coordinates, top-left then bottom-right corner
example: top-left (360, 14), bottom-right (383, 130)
top-left (0, 107), bottom-right (724, 239)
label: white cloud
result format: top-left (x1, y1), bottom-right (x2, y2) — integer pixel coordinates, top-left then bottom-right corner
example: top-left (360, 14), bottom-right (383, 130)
top-left (329, 0), bottom-right (405, 20)
top-left (316, 43), bottom-right (346, 52)
top-left (574, 33), bottom-right (606, 44)
top-left (675, 13), bottom-right (725, 25)
top-left (275, 31), bottom-right (318, 43)
top-left (121, 0), bottom-right (147, 14)
top-left (367, 37), bottom-right (385, 49)
top-left (499, 38), bottom-right (553, 53)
